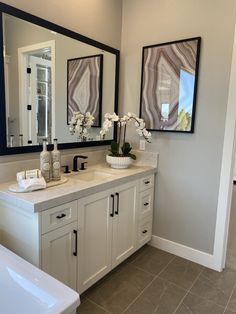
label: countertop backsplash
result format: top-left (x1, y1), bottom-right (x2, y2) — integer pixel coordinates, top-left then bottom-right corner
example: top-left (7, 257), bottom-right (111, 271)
top-left (0, 148), bottom-right (158, 184)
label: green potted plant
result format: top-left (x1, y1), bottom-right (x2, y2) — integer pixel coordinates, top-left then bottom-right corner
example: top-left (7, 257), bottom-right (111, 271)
top-left (100, 112), bottom-right (152, 168)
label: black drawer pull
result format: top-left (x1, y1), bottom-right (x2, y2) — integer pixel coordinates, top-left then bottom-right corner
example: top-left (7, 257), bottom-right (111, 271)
top-left (142, 230), bottom-right (148, 234)
top-left (115, 192), bottom-right (119, 215)
top-left (110, 194), bottom-right (115, 217)
top-left (144, 202), bottom-right (149, 206)
top-left (56, 213), bottom-right (66, 219)
top-left (73, 230), bottom-right (78, 256)
top-left (144, 180), bottom-right (150, 185)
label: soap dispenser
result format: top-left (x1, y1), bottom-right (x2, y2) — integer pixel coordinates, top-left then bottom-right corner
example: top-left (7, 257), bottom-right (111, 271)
top-left (40, 139), bottom-right (51, 182)
top-left (51, 138), bottom-right (61, 181)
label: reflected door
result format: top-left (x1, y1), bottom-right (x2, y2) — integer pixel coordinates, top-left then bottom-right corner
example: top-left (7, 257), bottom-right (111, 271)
top-left (18, 41), bottom-right (54, 147)
top-left (28, 55), bottom-right (52, 144)
top-left (29, 56), bottom-right (52, 144)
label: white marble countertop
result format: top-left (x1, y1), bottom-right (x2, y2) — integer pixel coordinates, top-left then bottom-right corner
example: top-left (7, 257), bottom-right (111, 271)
top-left (0, 244), bottom-right (80, 314)
top-left (0, 163), bottom-right (157, 212)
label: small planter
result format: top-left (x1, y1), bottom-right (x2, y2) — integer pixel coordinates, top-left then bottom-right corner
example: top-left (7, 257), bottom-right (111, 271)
top-left (106, 155), bottom-right (133, 169)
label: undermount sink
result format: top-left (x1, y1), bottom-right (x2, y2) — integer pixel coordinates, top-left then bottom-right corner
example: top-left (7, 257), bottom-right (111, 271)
top-left (72, 170), bottom-right (113, 182)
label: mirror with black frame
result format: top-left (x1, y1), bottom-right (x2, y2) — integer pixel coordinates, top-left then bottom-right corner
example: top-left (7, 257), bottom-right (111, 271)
top-left (0, 2), bottom-right (119, 155)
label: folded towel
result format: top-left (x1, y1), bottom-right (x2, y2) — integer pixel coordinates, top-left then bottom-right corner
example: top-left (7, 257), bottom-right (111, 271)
top-left (18, 177), bottom-right (46, 192)
top-left (17, 169), bottom-right (42, 182)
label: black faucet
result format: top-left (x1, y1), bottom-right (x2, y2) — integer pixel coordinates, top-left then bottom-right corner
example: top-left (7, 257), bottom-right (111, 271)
top-left (72, 155), bottom-right (88, 172)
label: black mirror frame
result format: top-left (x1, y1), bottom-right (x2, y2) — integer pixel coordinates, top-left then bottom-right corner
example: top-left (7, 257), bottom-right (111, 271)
top-left (0, 2), bottom-right (119, 155)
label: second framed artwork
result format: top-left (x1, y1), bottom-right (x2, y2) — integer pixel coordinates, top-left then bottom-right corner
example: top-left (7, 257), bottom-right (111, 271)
top-left (67, 54), bottom-right (103, 127)
top-left (140, 37), bottom-right (201, 133)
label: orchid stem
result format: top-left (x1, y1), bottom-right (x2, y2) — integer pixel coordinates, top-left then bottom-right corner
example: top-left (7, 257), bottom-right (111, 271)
top-left (118, 120), bottom-right (122, 155)
top-left (123, 124), bottom-right (127, 147)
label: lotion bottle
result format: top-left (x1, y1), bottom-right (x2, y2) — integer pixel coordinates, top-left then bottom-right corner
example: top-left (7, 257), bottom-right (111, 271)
top-left (40, 139), bottom-right (50, 182)
top-left (51, 138), bottom-right (61, 181)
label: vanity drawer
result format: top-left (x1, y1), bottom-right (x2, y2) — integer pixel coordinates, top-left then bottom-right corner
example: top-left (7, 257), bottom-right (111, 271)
top-left (140, 175), bottom-right (154, 191)
top-left (41, 201), bottom-right (77, 234)
top-left (139, 189), bottom-right (153, 220)
top-left (137, 217), bottom-right (152, 249)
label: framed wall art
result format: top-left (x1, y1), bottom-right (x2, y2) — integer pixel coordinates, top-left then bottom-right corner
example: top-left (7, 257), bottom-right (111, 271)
top-left (67, 54), bottom-right (103, 127)
top-left (140, 37), bottom-right (201, 133)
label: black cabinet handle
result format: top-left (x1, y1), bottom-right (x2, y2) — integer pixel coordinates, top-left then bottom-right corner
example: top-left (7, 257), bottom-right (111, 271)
top-left (110, 194), bottom-right (115, 217)
top-left (144, 202), bottom-right (149, 206)
top-left (115, 192), bottom-right (119, 215)
top-left (56, 213), bottom-right (66, 219)
top-left (142, 230), bottom-right (148, 234)
top-left (145, 180), bottom-right (150, 185)
top-left (73, 230), bottom-right (78, 256)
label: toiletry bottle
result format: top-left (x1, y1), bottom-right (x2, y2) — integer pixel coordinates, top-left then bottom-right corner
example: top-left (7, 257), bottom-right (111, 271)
top-left (51, 138), bottom-right (61, 181)
top-left (40, 139), bottom-right (50, 182)
top-left (19, 134), bottom-right (23, 146)
top-left (9, 135), bottom-right (14, 147)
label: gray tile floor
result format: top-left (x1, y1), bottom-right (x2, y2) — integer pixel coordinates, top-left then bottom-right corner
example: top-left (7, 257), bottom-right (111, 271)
top-left (77, 245), bottom-right (236, 313)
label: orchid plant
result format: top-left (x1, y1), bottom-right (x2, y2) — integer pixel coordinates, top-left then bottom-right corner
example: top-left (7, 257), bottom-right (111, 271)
top-left (69, 111), bottom-right (94, 140)
top-left (100, 112), bottom-right (152, 160)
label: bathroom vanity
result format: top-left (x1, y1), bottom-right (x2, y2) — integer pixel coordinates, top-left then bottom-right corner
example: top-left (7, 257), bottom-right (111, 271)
top-left (0, 163), bottom-right (156, 294)
top-left (0, 2), bottom-right (157, 300)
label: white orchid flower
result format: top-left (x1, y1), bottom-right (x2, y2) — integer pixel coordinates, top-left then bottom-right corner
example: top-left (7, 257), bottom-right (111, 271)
top-left (100, 112), bottom-right (152, 145)
top-left (122, 115), bottom-right (129, 121)
top-left (111, 113), bottom-right (119, 121)
top-left (69, 111), bottom-right (95, 138)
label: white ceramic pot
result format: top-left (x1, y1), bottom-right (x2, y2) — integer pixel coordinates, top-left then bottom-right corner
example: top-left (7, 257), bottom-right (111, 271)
top-left (106, 155), bottom-right (133, 169)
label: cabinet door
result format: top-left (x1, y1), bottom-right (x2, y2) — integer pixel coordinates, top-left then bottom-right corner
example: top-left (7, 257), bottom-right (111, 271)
top-left (112, 180), bottom-right (138, 268)
top-left (41, 221), bottom-right (77, 290)
top-left (78, 189), bottom-right (113, 293)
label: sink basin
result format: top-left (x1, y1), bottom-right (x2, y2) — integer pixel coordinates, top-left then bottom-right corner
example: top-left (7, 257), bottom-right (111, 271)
top-left (72, 170), bottom-right (113, 182)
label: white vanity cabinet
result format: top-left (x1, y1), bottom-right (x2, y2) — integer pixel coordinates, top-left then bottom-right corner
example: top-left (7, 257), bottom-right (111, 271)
top-left (0, 168), bottom-right (156, 295)
top-left (77, 180), bottom-right (138, 293)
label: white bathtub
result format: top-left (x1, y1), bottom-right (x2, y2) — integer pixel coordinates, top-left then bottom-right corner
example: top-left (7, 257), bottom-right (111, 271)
top-left (0, 244), bottom-right (80, 313)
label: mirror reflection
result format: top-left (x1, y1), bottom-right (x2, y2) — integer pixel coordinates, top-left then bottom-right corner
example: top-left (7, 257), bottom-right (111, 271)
top-left (3, 13), bottom-right (116, 148)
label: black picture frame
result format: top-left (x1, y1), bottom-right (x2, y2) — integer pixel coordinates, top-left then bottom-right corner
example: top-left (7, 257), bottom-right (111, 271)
top-left (67, 54), bottom-right (103, 127)
top-left (0, 2), bottom-right (119, 155)
top-left (140, 37), bottom-right (201, 133)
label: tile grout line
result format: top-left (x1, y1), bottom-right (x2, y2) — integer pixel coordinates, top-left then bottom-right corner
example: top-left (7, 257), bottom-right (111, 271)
top-left (223, 281), bottom-right (236, 314)
top-left (186, 278), bottom-right (233, 310)
top-left (121, 254), bottom-right (177, 313)
top-left (126, 247), bottom-right (150, 265)
top-left (173, 267), bottom-right (205, 313)
top-left (157, 255), bottom-right (177, 278)
top-left (129, 262), bottom-right (161, 276)
top-left (185, 290), bottom-right (225, 310)
top-left (83, 249), bottom-right (152, 313)
top-left (85, 296), bottom-right (112, 313)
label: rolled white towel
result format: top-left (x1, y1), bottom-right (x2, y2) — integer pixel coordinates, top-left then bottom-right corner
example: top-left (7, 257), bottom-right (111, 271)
top-left (18, 177), bottom-right (47, 192)
top-left (17, 169), bottom-right (42, 182)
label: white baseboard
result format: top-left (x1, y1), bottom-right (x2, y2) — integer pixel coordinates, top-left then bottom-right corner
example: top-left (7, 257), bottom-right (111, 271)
top-left (150, 235), bottom-right (219, 270)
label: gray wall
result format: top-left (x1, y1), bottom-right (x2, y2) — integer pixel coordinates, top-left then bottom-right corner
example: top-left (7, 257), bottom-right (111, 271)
top-left (120, 0), bottom-right (236, 253)
top-left (3, 0), bottom-right (122, 49)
